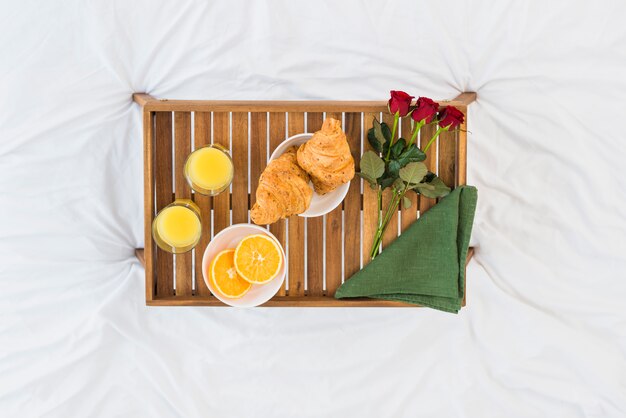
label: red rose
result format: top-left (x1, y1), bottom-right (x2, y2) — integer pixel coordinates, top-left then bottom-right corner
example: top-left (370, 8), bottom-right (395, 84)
top-left (411, 97), bottom-right (439, 123)
top-left (438, 106), bottom-right (464, 129)
top-left (388, 90), bottom-right (414, 117)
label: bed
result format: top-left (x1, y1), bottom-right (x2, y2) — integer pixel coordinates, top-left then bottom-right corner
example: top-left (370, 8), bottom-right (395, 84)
top-left (1, 0), bottom-right (625, 416)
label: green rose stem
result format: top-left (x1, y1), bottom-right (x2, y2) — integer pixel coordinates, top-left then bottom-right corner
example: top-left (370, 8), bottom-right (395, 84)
top-left (372, 186), bottom-right (384, 258)
top-left (370, 192), bottom-right (400, 259)
top-left (406, 120), bottom-right (425, 148)
top-left (384, 112), bottom-right (400, 161)
top-left (422, 126), bottom-right (448, 153)
top-left (377, 187), bottom-right (382, 228)
top-left (370, 184), bottom-right (410, 260)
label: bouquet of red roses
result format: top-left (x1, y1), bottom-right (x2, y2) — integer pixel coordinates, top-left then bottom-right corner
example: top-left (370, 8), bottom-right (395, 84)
top-left (358, 90), bottom-right (465, 259)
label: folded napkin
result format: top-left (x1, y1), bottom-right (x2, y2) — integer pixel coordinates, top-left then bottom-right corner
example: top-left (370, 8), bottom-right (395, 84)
top-left (335, 185), bottom-right (477, 313)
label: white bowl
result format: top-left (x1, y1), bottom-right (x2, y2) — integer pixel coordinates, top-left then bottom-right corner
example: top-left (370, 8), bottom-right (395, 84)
top-left (269, 133), bottom-right (350, 217)
top-left (202, 224), bottom-right (286, 307)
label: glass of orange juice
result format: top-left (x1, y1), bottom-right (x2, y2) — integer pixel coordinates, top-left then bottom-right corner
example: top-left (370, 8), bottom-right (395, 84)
top-left (184, 144), bottom-right (234, 195)
top-left (152, 199), bottom-right (202, 253)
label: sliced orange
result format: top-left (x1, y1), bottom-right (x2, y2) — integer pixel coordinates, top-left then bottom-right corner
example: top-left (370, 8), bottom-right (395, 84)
top-left (234, 234), bottom-right (283, 284)
top-left (209, 249), bottom-right (252, 299)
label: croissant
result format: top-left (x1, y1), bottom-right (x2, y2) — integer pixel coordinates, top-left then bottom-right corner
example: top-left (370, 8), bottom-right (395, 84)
top-left (296, 118), bottom-right (355, 195)
top-left (250, 146), bottom-right (313, 225)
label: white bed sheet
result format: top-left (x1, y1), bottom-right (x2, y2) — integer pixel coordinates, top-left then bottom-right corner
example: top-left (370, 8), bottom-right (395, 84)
top-left (1, 0), bottom-right (625, 416)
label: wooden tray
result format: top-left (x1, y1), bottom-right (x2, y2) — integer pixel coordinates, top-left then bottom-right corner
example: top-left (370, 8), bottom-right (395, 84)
top-left (134, 93), bottom-right (476, 307)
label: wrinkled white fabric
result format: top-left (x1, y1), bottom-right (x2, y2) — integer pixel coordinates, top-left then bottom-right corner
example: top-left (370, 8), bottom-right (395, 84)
top-left (1, 0), bottom-right (625, 417)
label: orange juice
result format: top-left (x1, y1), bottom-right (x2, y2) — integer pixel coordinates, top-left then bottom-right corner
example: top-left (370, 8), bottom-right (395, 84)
top-left (184, 145), bottom-right (233, 195)
top-left (152, 200), bottom-right (201, 253)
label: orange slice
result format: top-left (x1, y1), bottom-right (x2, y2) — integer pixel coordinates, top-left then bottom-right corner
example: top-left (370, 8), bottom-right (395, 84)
top-left (209, 249), bottom-right (252, 299)
top-left (234, 234), bottom-right (283, 284)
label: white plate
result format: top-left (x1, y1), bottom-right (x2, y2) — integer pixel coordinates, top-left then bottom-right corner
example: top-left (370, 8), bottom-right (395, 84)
top-left (202, 224), bottom-right (286, 307)
top-left (269, 133), bottom-right (350, 217)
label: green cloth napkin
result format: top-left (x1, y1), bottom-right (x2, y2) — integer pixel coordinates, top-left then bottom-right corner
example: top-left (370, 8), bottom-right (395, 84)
top-left (335, 185), bottom-right (477, 313)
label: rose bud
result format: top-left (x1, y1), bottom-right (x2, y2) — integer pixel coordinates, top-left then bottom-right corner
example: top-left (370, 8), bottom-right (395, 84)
top-left (388, 90), bottom-right (414, 117)
top-left (438, 106), bottom-right (464, 129)
top-left (411, 97), bottom-right (439, 123)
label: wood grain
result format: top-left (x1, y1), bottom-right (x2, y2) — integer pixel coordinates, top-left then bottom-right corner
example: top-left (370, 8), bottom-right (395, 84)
top-left (268, 112), bottom-right (287, 296)
top-left (249, 112), bottom-right (267, 208)
top-left (212, 112), bottom-right (231, 235)
top-left (174, 112), bottom-right (192, 297)
top-left (287, 112), bottom-right (305, 296)
top-left (154, 112), bottom-right (173, 297)
top-left (419, 123), bottom-right (437, 215)
top-left (438, 123), bottom-right (456, 190)
top-left (400, 117), bottom-right (418, 231)
top-left (143, 111), bottom-right (155, 301)
top-left (449, 92), bottom-right (477, 107)
top-left (324, 112), bottom-right (343, 294)
top-left (134, 93), bottom-right (156, 108)
top-left (135, 249), bottom-right (145, 267)
top-left (231, 113), bottom-right (249, 224)
top-left (457, 106), bottom-right (468, 186)
top-left (142, 99), bottom-right (474, 113)
top-left (148, 296), bottom-right (414, 307)
top-left (305, 112), bottom-right (324, 296)
top-left (381, 113), bottom-right (398, 249)
top-left (193, 111), bottom-right (212, 296)
top-left (361, 112), bottom-right (379, 266)
top-left (343, 112), bottom-right (362, 279)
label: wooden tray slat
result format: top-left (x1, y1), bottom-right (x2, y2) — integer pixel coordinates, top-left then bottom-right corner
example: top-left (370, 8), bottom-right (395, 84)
top-left (212, 113), bottom-right (230, 236)
top-left (232, 113), bottom-right (249, 224)
top-left (193, 112), bottom-right (212, 296)
top-left (268, 112), bottom-right (287, 296)
top-left (249, 112), bottom-right (267, 209)
top-left (135, 94), bottom-right (476, 307)
top-left (419, 123), bottom-right (437, 215)
top-left (381, 113), bottom-right (399, 249)
top-left (174, 112), bottom-right (193, 296)
top-left (287, 112), bottom-right (305, 296)
top-left (400, 117), bottom-right (418, 231)
top-left (305, 112), bottom-right (324, 297)
top-left (343, 112), bottom-right (362, 279)
top-left (438, 128), bottom-right (456, 190)
top-left (147, 296), bottom-right (438, 307)
top-left (324, 112), bottom-right (343, 295)
top-left (154, 112), bottom-right (174, 297)
top-left (457, 106), bottom-right (468, 186)
top-left (144, 111), bottom-right (156, 301)
top-left (361, 112), bottom-right (379, 266)
top-left (141, 98), bottom-right (475, 113)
